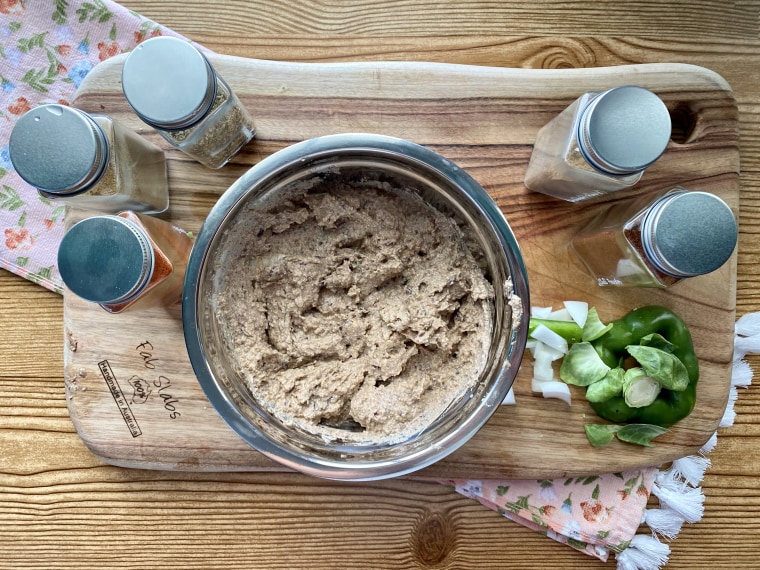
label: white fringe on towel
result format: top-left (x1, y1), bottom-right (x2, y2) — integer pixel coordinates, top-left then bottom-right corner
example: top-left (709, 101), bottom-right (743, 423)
top-left (641, 507), bottom-right (685, 540)
top-left (616, 534), bottom-right (671, 570)
top-left (615, 319), bottom-right (758, 570)
top-left (668, 455), bottom-right (711, 488)
top-left (651, 470), bottom-right (705, 524)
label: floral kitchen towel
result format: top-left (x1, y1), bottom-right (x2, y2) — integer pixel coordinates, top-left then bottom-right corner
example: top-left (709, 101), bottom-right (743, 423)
top-left (446, 469), bottom-right (657, 563)
top-left (0, 0), bottom-right (189, 292)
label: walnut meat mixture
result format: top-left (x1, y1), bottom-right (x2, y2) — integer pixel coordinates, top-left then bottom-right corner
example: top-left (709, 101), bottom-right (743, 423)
top-left (212, 174), bottom-right (494, 444)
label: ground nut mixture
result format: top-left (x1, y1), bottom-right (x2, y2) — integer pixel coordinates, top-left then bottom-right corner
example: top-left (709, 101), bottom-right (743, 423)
top-left (212, 174), bottom-right (495, 444)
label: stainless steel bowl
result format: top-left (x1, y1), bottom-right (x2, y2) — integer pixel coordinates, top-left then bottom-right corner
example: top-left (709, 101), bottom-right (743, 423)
top-left (182, 133), bottom-right (530, 480)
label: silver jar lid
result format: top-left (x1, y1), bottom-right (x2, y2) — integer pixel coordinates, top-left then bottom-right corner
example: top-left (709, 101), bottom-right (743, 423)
top-left (122, 36), bottom-right (216, 131)
top-left (578, 86), bottom-right (672, 175)
top-left (641, 190), bottom-right (738, 278)
top-left (58, 216), bottom-right (155, 305)
top-left (9, 104), bottom-right (109, 195)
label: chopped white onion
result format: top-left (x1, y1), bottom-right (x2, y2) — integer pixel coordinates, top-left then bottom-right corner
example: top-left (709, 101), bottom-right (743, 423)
top-left (531, 306), bottom-right (553, 319)
top-left (501, 387), bottom-right (516, 405)
top-left (526, 302), bottom-right (587, 408)
top-left (531, 376), bottom-right (548, 393)
top-left (531, 340), bottom-right (564, 391)
top-left (535, 340), bottom-right (566, 362)
top-left (533, 360), bottom-right (554, 384)
top-left (531, 342), bottom-right (559, 388)
top-left (540, 381), bottom-right (572, 405)
top-left (548, 308), bottom-right (574, 321)
top-left (563, 300), bottom-right (589, 328)
top-left (529, 324), bottom-right (569, 354)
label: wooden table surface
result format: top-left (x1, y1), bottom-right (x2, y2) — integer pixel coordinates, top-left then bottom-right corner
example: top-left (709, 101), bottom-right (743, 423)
top-left (2, 1), bottom-right (760, 568)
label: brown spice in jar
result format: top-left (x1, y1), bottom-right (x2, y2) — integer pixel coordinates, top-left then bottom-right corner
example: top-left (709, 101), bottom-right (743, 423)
top-left (165, 81), bottom-right (254, 168)
top-left (86, 156), bottom-right (116, 197)
top-left (167, 88), bottom-right (227, 144)
top-left (622, 222), bottom-right (680, 287)
top-left (58, 116), bottom-right (168, 213)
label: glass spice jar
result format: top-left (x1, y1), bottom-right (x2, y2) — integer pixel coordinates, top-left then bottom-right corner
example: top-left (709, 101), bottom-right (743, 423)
top-left (58, 211), bottom-right (194, 313)
top-left (524, 85), bottom-right (672, 202)
top-left (570, 188), bottom-right (738, 288)
top-left (121, 36), bottom-right (255, 169)
top-left (9, 104), bottom-right (169, 213)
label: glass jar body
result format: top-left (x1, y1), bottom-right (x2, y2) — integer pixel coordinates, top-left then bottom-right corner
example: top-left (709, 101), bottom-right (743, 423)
top-left (101, 212), bottom-right (194, 313)
top-left (41, 116), bottom-right (169, 213)
top-left (158, 76), bottom-right (255, 169)
top-left (524, 92), bottom-right (643, 202)
top-left (570, 191), bottom-right (679, 288)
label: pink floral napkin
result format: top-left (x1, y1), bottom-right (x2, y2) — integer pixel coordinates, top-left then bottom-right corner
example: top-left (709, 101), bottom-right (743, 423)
top-left (445, 469), bottom-right (657, 562)
top-left (0, 2), bottom-right (747, 569)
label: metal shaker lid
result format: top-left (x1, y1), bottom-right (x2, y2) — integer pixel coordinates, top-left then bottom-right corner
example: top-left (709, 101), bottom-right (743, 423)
top-left (58, 216), bottom-right (155, 305)
top-left (642, 190), bottom-right (738, 278)
top-left (122, 36), bottom-right (216, 130)
top-left (579, 86), bottom-right (672, 175)
top-left (9, 104), bottom-right (109, 194)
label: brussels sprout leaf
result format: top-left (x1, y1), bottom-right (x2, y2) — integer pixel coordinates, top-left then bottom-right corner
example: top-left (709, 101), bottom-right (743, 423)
top-left (584, 424), bottom-right (621, 447)
top-left (581, 307), bottom-right (613, 342)
top-left (585, 367), bottom-right (625, 403)
top-left (626, 345), bottom-right (689, 391)
top-left (616, 424), bottom-right (669, 447)
top-left (559, 342), bottom-right (610, 386)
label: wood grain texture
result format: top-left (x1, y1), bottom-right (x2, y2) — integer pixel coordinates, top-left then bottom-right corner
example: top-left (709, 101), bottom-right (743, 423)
top-left (125, 0), bottom-right (758, 39)
top-left (2, 1), bottom-right (760, 567)
top-left (64, 55), bottom-right (739, 479)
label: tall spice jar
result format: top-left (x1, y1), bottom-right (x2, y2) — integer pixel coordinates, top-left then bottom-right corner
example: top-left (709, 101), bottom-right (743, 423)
top-left (9, 104), bottom-right (169, 213)
top-left (57, 211), bottom-right (193, 313)
top-left (570, 188), bottom-right (738, 287)
top-left (121, 37), bottom-right (255, 169)
top-left (524, 86), bottom-right (672, 202)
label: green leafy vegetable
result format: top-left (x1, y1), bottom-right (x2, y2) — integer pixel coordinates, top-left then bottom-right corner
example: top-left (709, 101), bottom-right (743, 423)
top-left (584, 424), bottom-right (620, 447)
top-left (626, 345), bottom-right (689, 392)
top-left (528, 304), bottom-right (699, 444)
top-left (639, 333), bottom-right (675, 353)
top-left (622, 368), bottom-right (662, 408)
top-left (581, 307), bottom-right (614, 342)
top-left (616, 424), bottom-right (669, 447)
top-left (559, 342), bottom-right (611, 386)
top-left (585, 367), bottom-right (625, 403)
top-left (584, 423), bottom-right (669, 447)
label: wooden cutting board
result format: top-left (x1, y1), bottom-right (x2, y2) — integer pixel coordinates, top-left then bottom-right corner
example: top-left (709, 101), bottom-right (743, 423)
top-left (64, 54), bottom-right (739, 479)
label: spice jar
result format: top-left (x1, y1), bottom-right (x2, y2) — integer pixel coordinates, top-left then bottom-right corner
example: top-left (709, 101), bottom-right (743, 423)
top-left (121, 36), bottom-right (255, 169)
top-left (571, 188), bottom-right (738, 287)
top-left (524, 86), bottom-right (672, 202)
top-left (9, 104), bottom-right (169, 213)
top-left (58, 211), bottom-right (193, 313)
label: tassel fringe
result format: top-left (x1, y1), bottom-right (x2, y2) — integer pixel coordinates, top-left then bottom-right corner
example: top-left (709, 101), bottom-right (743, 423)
top-left (667, 455), bottom-right (711, 488)
top-left (735, 311), bottom-right (760, 336)
top-left (731, 359), bottom-right (753, 387)
top-left (719, 387), bottom-right (739, 427)
top-left (641, 508), bottom-right (685, 540)
top-left (616, 534), bottom-right (670, 570)
top-left (615, 323), bottom-right (757, 569)
top-left (699, 432), bottom-right (718, 455)
top-left (651, 471), bottom-right (705, 524)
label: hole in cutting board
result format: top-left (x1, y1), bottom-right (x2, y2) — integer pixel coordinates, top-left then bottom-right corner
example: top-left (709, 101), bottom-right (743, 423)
top-left (668, 102), bottom-right (698, 144)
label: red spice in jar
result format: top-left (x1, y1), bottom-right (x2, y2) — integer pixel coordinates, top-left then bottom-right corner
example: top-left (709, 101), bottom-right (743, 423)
top-left (102, 211), bottom-right (193, 313)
